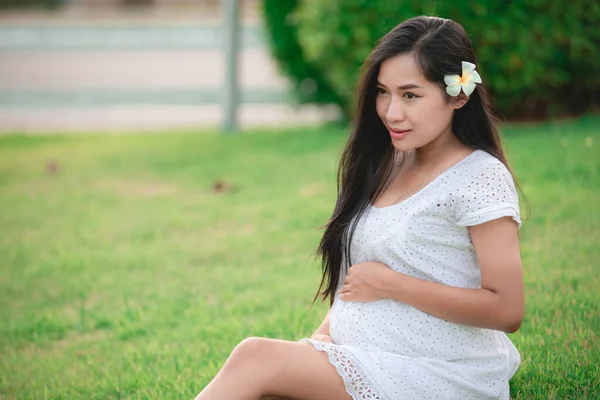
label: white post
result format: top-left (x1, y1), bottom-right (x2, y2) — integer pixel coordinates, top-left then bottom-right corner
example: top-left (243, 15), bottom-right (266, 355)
top-left (223, 0), bottom-right (240, 132)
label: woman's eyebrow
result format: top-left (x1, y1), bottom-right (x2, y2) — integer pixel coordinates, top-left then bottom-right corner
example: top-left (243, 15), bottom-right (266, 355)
top-left (377, 81), bottom-right (422, 90)
top-left (398, 84), bottom-right (421, 89)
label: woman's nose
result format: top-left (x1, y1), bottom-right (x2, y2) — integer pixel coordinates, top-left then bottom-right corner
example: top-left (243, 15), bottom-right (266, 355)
top-left (386, 96), bottom-right (406, 122)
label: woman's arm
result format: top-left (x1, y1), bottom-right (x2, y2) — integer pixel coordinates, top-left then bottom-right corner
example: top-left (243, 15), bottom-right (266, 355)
top-left (310, 309), bottom-right (332, 342)
top-left (340, 216), bottom-right (524, 333)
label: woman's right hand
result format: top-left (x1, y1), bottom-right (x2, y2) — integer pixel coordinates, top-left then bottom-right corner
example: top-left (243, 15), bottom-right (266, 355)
top-left (310, 333), bottom-right (333, 343)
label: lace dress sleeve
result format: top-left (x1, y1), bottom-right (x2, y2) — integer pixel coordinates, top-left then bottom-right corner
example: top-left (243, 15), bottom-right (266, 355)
top-left (453, 158), bottom-right (521, 229)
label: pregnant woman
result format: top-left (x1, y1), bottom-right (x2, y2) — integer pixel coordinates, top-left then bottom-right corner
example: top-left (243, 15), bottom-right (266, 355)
top-left (195, 15), bottom-right (524, 400)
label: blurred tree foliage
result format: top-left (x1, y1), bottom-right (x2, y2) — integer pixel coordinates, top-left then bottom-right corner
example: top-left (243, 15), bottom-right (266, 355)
top-left (261, 0), bottom-right (342, 106)
top-left (0, 0), bottom-right (63, 8)
top-left (262, 0), bottom-right (600, 120)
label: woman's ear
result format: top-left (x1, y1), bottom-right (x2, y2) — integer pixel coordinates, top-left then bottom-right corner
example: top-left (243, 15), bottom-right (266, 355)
top-left (452, 93), bottom-right (470, 110)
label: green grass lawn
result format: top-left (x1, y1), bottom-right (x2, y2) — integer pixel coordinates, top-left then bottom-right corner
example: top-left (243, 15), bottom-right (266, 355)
top-left (1, 115), bottom-right (599, 399)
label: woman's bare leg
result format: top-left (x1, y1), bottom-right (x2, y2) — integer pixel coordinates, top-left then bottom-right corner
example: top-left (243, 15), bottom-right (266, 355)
top-left (195, 337), bottom-right (350, 400)
top-left (261, 397), bottom-right (291, 400)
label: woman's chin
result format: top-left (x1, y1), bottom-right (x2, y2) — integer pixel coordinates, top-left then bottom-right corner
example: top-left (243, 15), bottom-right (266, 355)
top-left (391, 139), bottom-right (415, 152)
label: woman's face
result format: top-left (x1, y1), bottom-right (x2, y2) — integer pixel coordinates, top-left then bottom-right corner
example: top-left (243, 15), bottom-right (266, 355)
top-left (375, 53), bottom-right (467, 152)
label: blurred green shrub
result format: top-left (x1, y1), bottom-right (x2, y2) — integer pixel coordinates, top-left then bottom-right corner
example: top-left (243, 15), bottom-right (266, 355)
top-left (0, 0), bottom-right (63, 8)
top-left (263, 0), bottom-right (599, 120)
top-left (261, 0), bottom-right (342, 107)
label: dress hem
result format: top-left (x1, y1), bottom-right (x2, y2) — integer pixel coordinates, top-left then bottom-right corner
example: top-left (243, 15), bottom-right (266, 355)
top-left (300, 338), bottom-right (389, 400)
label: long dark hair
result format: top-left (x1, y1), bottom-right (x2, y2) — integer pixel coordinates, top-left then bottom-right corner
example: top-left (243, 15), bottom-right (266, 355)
top-left (315, 16), bottom-right (516, 306)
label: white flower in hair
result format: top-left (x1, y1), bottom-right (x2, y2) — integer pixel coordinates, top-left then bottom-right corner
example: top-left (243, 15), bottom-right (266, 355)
top-left (444, 61), bottom-right (482, 96)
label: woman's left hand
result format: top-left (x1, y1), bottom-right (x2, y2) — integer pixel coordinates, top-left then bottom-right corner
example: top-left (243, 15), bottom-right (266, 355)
top-left (339, 261), bottom-right (392, 302)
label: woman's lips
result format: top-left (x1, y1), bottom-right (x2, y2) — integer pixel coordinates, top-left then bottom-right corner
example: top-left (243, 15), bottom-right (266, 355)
top-left (389, 128), bottom-right (410, 140)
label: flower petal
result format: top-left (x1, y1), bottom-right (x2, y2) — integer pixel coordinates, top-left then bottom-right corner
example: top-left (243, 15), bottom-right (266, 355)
top-left (461, 61), bottom-right (476, 73)
top-left (468, 69), bottom-right (482, 84)
top-left (462, 81), bottom-right (477, 96)
top-left (444, 74), bottom-right (461, 86)
top-left (446, 84), bottom-right (462, 96)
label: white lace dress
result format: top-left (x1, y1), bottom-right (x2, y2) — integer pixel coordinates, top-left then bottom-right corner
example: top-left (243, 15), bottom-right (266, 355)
top-left (301, 150), bottom-right (522, 400)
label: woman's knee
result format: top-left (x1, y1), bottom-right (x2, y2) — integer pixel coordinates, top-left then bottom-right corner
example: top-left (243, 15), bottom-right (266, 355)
top-left (226, 337), bottom-right (273, 370)
top-left (262, 397), bottom-right (291, 400)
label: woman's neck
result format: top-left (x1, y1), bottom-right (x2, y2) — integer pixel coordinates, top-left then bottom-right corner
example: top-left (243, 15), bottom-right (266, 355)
top-left (412, 130), bottom-right (468, 168)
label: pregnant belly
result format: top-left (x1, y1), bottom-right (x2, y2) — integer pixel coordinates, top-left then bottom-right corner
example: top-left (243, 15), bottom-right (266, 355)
top-left (329, 297), bottom-right (510, 361)
top-left (329, 298), bottom-right (416, 354)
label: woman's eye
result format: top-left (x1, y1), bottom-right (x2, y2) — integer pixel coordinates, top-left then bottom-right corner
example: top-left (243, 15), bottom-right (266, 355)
top-left (377, 87), bottom-right (387, 95)
top-left (404, 92), bottom-right (418, 99)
